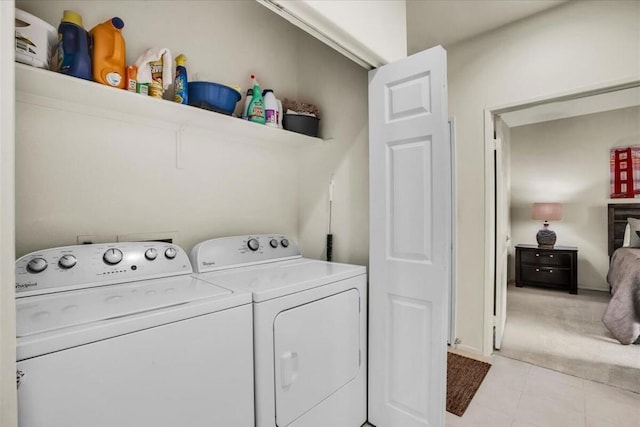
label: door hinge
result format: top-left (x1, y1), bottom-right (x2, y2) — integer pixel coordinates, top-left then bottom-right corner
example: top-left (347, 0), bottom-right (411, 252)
top-left (16, 370), bottom-right (25, 388)
top-left (492, 139), bottom-right (499, 150)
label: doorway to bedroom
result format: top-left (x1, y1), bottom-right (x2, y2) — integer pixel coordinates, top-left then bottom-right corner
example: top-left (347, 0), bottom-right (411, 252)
top-left (486, 84), bottom-right (640, 394)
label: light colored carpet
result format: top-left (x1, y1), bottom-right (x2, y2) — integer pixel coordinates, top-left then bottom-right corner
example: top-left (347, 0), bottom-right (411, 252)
top-left (497, 282), bottom-right (640, 393)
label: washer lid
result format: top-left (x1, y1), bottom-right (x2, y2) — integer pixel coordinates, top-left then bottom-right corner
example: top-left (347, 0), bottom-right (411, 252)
top-left (196, 258), bottom-right (366, 302)
top-left (17, 275), bottom-right (231, 338)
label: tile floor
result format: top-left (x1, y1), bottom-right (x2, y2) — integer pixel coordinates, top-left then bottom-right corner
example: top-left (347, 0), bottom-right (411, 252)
top-left (446, 355), bottom-right (640, 427)
top-left (365, 354), bottom-right (640, 427)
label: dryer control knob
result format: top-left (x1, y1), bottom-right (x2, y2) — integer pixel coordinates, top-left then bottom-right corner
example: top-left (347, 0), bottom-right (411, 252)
top-left (164, 247), bottom-right (177, 259)
top-left (145, 248), bottom-right (158, 261)
top-left (270, 239), bottom-right (278, 248)
top-left (103, 248), bottom-right (123, 265)
top-left (58, 254), bottom-right (77, 269)
top-left (27, 257), bottom-right (48, 273)
top-left (281, 239), bottom-right (290, 248)
top-left (247, 238), bottom-right (260, 251)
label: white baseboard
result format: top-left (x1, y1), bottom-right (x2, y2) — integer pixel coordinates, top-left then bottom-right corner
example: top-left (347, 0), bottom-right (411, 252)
top-left (448, 344), bottom-right (489, 362)
top-left (578, 286), bottom-right (609, 292)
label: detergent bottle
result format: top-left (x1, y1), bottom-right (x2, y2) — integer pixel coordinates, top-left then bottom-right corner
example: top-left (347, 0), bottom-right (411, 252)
top-left (263, 89), bottom-right (278, 128)
top-left (247, 75), bottom-right (265, 124)
top-left (174, 54), bottom-right (188, 104)
top-left (89, 17), bottom-right (126, 88)
top-left (242, 88), bottom-right (253, 119)
top-left (56, 10), bottom-right (91, 80)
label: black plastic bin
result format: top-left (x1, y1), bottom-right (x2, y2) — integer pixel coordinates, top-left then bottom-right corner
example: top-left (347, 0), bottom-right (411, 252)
top-left (283, 114), bottom-right (320, 137)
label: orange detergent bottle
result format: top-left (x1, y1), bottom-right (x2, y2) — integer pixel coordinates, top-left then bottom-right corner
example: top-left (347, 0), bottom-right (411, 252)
top-left (89, 17), bottom-right (126, 88)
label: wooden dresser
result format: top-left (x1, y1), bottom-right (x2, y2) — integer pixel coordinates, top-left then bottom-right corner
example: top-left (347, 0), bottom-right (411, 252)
top-left (515, 244), bottom-right (578, 294)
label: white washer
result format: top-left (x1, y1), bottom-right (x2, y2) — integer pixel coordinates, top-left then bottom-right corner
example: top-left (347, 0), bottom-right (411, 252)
top-left (190, 234), bottom-right (367, 427)
top-left (15, 242), bottom-right (254, 427)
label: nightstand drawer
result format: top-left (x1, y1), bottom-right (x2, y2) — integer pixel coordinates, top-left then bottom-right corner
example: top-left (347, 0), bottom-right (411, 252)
top-left (520, 265), bottom-right (571, 286)
top-left (521, 251), bottom-right (571, 267)
top-left (515, 244), bottom-right (578, 294)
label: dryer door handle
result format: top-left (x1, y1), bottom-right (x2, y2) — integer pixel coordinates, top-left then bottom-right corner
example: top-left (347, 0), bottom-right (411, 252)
top-left (280, 351), bottom-right (299, 389)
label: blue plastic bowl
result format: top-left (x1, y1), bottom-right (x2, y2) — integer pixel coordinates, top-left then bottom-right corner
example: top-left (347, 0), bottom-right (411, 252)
top-left (188, 81), bottom-right (241, 115)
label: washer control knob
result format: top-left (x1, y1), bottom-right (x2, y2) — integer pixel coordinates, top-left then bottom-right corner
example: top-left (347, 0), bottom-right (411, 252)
top-left (103, 248), bottom-right (123, 265)
top-left (247, 238), bottom-right (260, 252)
top-left (58, 254), bottom-right (77, 269)
top-left (281, 239), bottom-right (290, 248)
top-left (145, 248), bottom-right (158, 261)
top-left (164, 247), bottom-right (177, 259)
top-left (270, 239), bottom-right (278, 248)
top-left (27, 257), bottom-right (48, 273)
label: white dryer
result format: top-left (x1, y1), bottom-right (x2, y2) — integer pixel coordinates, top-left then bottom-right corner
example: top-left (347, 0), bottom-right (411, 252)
top-left (15, 242), bottom-right (254, 427)
top-left (190, 234), bottom-right (367, 427)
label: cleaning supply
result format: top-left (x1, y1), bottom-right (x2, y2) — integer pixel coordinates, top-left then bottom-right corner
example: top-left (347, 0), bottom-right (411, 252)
top-left (173, 54), bottom-right (188, 104)
top-left (89, 17), bottom-right (126, 88)
top-left (263, 89), bottom-right (278, 128)
top-left (149, 60), bottom-right (164, 98)
top-left (242, 88), bottom-right (253, 120)
top-left (56, 10), bottom-right (91, 80)
top-left (135, 48), bottom-right (172, 98)
top-left (15, 8), bottom-right (58, 69)
top-left (276, 98), bottom-right (283, 128)
top-left (247, 75), bottom-right (265, 124)
top-left (126, 65), bottom-right (137, 92)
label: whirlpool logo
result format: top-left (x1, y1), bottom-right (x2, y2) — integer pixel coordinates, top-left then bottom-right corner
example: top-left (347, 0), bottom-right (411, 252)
top-left (16, 282), bottom-right (37, 290)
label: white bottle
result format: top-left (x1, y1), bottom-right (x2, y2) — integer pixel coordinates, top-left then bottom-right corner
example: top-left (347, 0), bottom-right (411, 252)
top-left (242, 88), bottom-right (253, 120)
top-left (276, 98), bottom-right (283, 128)
top-left (263, 89), bottom-right (278, 128)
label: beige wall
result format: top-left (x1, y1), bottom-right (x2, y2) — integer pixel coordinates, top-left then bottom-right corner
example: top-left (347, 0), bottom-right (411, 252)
top-left (1, 2), bottom-right (17, 426)
top-left (447, 0), bottom-right (640, 354)
top-left (13, 0), bottom-right (640, 365)
top-left (509, 106), bottom-right (640, 291)
top-left (14, 1), bottom-right (368, 262)
top-left (296, 34), bottom-right (369, 267)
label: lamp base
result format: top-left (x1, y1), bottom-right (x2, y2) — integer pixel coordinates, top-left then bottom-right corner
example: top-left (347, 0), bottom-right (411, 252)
top-left (536, 223), bottom-right (557, 248)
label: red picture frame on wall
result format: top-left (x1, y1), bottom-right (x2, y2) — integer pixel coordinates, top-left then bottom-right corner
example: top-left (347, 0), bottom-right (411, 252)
top-left (610, 146), bottom-right (640, 198)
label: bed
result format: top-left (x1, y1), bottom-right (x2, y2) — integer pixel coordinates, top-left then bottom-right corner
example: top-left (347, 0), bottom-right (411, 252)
top-left (603, 203), bottom-right (640, 344)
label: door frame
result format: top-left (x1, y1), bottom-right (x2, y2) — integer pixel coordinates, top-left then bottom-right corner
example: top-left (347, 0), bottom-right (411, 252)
top-left (482, 77), bottom-right (640, 356)
top-left (448, 117), bottom-right (457, 346)
top-left (1, 1), bottom-right (17, 426)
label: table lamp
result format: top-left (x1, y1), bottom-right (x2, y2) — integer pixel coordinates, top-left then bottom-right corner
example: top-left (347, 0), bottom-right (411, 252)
top-left (532, 202), bottom-right (563, 248)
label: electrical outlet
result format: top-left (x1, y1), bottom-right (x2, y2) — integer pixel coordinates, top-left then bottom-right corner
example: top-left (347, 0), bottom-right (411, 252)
top-left (77, 235), bottom-right (97, 245)
top-left (76, 234), bottom-right (117, 245)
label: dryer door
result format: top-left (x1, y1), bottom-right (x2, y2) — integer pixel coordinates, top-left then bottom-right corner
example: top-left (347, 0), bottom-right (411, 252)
top-left (274, 288), bottom-right (360, 426)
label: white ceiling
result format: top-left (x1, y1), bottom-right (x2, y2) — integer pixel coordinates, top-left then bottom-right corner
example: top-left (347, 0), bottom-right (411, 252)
top-left (406, 0), bottom-right (567, 53)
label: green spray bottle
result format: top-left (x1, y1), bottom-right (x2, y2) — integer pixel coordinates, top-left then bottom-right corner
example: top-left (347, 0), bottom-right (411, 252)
top-left (247, 74), bottom-right (265, 124)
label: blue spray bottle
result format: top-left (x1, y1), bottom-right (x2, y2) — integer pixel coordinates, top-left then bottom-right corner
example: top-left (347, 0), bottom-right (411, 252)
top-left (174, 54), bottom-right (188, 104)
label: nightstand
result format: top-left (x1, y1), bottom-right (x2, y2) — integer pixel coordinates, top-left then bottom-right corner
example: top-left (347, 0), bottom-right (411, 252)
top-left (515, 244), bottom-right (578, 294)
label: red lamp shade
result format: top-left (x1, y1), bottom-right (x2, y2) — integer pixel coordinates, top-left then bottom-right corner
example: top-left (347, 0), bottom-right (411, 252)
top-left (532, 203), bottom-right (563, 222)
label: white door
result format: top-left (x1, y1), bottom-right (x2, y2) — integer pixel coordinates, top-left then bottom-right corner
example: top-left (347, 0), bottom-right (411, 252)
top-left (368, 46), bottom-right (450, 427)
top-left (494, 137), bottom-right (509, 349)
top-left (273, 289), bottom-right (360, 426)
